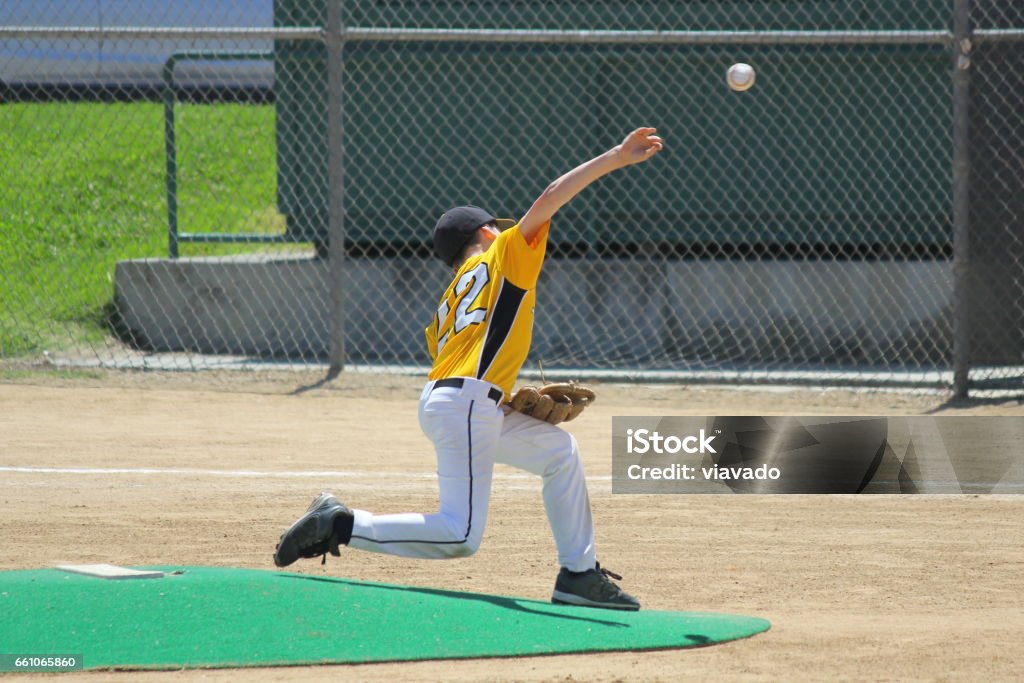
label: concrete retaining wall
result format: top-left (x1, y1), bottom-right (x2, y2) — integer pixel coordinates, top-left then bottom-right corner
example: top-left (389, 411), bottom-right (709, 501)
top-left (115, 255), bottom-right (952, 366)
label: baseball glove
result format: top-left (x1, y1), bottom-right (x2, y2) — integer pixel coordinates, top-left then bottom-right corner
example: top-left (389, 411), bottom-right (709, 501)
top-left (508, 382), bottom-right (596, 425)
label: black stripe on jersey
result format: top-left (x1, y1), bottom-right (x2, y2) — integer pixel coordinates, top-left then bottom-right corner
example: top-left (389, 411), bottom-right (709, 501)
top-left (476, 278), bottom-right (527, 380)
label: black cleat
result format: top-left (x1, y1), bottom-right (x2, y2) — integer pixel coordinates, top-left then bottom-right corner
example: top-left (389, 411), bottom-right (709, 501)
top-left (551, 563), bottom-right (640, 611)
top-left (274, 492), bottom-right (352, 568)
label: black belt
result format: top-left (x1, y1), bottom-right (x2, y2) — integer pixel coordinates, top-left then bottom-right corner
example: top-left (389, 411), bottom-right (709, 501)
top-left (432, 378), bottom-right (504, 405)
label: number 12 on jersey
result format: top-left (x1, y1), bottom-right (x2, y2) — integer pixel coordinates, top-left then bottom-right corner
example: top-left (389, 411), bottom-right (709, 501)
top-left (436, 262), bottom-right (490, 355)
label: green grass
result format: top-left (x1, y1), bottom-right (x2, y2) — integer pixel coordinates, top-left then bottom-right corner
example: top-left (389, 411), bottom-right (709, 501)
top-left (0, 366), bottom-right (105, 382)
top-left (0, 101), bottom-right (293, 357)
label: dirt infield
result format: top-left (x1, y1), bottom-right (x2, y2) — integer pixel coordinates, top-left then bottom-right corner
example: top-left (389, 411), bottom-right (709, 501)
top-left (2, 372), bottom-right (1023, 681)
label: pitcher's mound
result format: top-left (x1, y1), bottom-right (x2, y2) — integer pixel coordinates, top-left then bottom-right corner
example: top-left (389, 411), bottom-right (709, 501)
top-left (0, 566), bottom-right (770, 670)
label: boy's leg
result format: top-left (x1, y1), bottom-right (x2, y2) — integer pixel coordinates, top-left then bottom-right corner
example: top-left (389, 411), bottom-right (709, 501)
top-left (494, 410), bottom-right (597, 572)
top-left (495, 410), bottom-right (640, 610)
top-left (345, 383), bottom-right (504, 559)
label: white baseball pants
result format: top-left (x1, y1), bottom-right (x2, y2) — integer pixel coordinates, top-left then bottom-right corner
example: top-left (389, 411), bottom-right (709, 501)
top-left (347, 377), bottom-right (597, 572)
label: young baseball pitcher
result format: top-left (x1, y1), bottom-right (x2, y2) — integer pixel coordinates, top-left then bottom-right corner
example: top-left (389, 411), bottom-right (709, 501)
top-left (274, 127), bottom-right (664, 610)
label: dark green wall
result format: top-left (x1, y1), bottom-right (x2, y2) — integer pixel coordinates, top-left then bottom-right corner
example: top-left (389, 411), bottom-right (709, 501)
top-left (968, 2), bottom-right (1024, 364)
top-left (274, 1), bottom-right (952, 248)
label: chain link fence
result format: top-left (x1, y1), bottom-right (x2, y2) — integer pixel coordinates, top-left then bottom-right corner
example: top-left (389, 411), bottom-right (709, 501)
top-left (1, 1), bottom-right (1021, 395)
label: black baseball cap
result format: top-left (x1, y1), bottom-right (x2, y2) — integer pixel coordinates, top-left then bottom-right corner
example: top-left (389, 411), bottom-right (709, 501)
top-left (432, 205), bottom-right (516, 266)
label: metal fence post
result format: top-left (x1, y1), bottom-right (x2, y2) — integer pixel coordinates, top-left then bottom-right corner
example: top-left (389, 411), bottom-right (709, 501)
top-left (163, 57), bottom-right (179, 259)
top-left (326, 0), bottom-right (346, 378)
top-left (952, 0), bottom-right (973, 398)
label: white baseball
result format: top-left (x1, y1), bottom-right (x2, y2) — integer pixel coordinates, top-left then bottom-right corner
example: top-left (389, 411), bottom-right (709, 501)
top-left (727, 63), bottom-right (756, 92)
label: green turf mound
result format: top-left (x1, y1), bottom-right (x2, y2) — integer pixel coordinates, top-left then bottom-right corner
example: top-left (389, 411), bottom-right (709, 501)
top-left (0, 566), bottom-right (769, 670)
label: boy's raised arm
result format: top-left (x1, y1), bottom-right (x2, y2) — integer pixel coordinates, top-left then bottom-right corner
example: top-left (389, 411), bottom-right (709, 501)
top-left (517, 127), bottom-right (664, 243)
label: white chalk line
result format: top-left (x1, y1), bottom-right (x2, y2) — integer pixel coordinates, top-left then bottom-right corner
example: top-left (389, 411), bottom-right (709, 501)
top-left (0, 465), bottom-right (613, 482)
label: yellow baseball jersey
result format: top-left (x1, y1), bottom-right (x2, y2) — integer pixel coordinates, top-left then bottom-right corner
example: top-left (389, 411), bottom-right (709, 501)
top-left (425, 221), bottom-right (550, 399)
